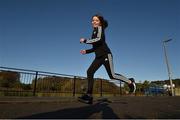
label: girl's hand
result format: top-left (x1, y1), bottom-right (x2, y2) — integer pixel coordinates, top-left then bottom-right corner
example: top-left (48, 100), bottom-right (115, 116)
top-left (80, 50), bottom-right (86, 54)
top-left (80, 38), bottom-right (85, 43)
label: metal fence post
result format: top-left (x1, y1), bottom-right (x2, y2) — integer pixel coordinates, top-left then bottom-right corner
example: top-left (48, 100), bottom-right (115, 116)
top-left (120, 81), bottom-right (122, 96)
top-left (33, 71), bottom-right (38, 96)
top-left (73, 76), bottom-right (76, 97)
top-left (100, 79), bottom-right (102, 97)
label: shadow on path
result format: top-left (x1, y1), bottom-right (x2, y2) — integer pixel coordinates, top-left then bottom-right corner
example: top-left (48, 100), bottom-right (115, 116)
top-left (19, 102), bottom-right (119, 119)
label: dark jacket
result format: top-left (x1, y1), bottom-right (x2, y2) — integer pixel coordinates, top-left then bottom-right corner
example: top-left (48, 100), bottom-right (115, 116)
top-left (84, 26), bottom-right (111, 58)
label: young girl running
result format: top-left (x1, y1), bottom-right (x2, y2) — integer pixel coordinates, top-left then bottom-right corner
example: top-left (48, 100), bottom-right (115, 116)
top-left (78, 14), bottom-right (136, 104)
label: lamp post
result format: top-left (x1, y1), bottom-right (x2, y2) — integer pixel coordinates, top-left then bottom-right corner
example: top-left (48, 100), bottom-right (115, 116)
top-left (163, 39), bottom-right (174, 96)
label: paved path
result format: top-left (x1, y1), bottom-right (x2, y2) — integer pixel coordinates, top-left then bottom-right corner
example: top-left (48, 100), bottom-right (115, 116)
top-left (0, 96), bottom-right (180, 119)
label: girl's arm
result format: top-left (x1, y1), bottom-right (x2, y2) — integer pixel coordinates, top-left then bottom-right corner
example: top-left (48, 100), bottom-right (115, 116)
top-left (80, 48), bottom-right (95, 55)
top-left (84, 26), bottom-right (102, 44)
top-left (85, 48), bottom-right (95, 54)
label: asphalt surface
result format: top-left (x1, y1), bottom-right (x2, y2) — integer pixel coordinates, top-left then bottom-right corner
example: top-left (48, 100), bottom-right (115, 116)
top-left (0, 96), bottom-right (180, 119)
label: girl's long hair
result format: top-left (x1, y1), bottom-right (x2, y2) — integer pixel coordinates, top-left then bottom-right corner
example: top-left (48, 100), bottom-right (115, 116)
top-left (92, 14), bottom-right (108, 29)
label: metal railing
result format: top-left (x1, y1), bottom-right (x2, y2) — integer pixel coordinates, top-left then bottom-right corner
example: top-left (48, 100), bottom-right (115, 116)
top-left (0, 66), bottom-right (122, 97)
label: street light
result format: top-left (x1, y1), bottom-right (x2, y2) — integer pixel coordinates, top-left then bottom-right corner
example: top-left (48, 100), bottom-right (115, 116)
top-left (163, 39), bottom-right (174, 96)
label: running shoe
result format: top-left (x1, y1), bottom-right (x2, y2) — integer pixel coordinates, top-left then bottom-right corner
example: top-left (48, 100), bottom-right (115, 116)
top-left (78, 94), bottom-right (93, 104)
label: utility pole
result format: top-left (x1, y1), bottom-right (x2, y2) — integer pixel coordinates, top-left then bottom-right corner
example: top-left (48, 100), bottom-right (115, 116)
top-left (163, 39), bottom-right (174, 96)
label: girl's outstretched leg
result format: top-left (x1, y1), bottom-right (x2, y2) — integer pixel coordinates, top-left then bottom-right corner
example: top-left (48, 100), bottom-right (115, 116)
top-left (103, 54), bottom-right (136, 93)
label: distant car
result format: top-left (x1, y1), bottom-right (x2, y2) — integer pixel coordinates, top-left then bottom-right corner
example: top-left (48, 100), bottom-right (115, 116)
top-left (145, 87), bottom-right (168, 96)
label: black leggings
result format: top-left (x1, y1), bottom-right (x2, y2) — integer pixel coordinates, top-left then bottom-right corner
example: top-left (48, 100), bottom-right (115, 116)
top-left (87, 53), bottom-right (130, 94)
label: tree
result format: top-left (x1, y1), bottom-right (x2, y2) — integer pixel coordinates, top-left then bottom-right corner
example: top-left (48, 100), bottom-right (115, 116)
top-left (142, 80), bottom-right (150, 90)
top-left (0, 71), bottom-right (20, 88)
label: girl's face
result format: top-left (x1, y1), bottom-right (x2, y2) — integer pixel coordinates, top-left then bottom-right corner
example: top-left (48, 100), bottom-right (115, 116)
top-left (92, 16), bottom-right (101, 28)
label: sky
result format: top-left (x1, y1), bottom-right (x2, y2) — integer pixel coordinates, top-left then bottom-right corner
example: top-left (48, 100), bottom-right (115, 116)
top-left (0, 0), bottom-right (179, 83)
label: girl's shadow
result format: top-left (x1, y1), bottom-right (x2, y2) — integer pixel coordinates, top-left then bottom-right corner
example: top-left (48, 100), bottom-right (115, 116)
top-left (19, 101), bottom-right (119, 119)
